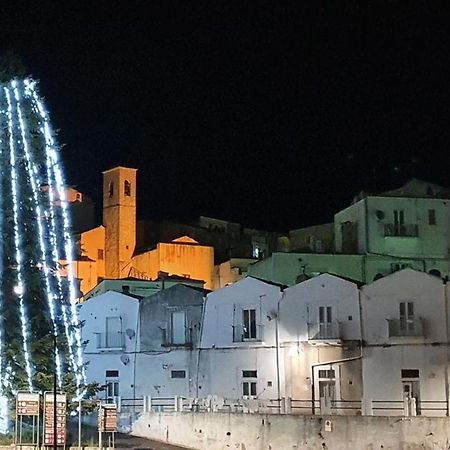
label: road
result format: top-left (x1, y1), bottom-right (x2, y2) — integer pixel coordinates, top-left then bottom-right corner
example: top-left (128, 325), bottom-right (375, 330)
top-left (114, 432), bottom-right (190, 450)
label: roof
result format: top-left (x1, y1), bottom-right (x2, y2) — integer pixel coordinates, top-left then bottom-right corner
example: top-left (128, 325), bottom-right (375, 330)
top-left (380, 179), bottom-right (450, 199)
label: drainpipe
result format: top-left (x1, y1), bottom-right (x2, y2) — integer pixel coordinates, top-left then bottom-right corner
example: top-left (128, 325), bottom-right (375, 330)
top-left (311, 345), bottom-right (363, 415)
top-left (275, 293), bottom-right (281, 406)
top-left (444, 282), bottom-right (449, 416)
top-left (364, 197), bottom-right (370, 255)
top-left (311, 290), bottom-right (364, 414)
top-left (195, 295), bottom-right (207, 398)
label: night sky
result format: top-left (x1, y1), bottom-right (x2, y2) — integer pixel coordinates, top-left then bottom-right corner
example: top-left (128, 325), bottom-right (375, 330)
top-left (2, 2), bottom-right (450, 231)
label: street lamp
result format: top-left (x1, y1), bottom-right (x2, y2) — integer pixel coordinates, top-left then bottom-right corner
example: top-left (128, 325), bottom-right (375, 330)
top-left (53, 332), bottom-right (57, 450)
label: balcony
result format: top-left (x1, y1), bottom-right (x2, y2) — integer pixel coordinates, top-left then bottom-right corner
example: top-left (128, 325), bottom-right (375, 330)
top-left (384, 224), bottom-right (419, 238)
top-left (233, 324), bottom-right (264, 343)
top-left (95, 332), bottom-right (126, 350)
top-left (308, 321), bottom-right (342, 345)
top-left (161, 328), bottom-right (193, 348)
top-left (387, 318), bottom-right (424, 338)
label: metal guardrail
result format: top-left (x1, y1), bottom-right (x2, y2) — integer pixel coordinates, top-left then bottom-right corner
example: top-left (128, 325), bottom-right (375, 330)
top-left (232, 324), bottom-right (264, 342)
top-left (115, 396), bottom-right (449, 417)
top-left (95, 332), bottom-right (125, 349)
top-left (384, 223), bottom-right (418, 237)
top-left (387, 318), bottom-right (424, 337)
top-left (307, 321), bottom-right (341, 340)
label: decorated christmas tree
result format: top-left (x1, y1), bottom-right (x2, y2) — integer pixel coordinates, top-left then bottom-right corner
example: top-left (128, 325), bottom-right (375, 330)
top-left (0, 57), bottom-right (87, 401)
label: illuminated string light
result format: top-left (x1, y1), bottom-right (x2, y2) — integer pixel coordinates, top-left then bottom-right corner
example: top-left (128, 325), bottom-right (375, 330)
top-left (25, 80), bottom-right (86, 394)
top-left (12, 81), bottom-right (64, 387)
top-left (4, 85), bottom-right (33, 392)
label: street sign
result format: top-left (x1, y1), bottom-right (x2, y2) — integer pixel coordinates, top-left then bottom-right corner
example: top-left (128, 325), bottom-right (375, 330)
top-left (16, 392), bottom-right (39, 416)
top-left (44, 392), bottom-right (66, 446)
top-left (98, 403), bottom-right (117, 433)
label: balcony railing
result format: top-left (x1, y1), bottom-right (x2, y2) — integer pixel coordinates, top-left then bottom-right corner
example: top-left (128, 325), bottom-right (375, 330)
top-left (387, 318), bottom-right (424, 337)
top-left (95, 332), bottom-right (126, 350)
top-left (384, 224), bottom-right (419, 237)
top-left (308, 321), bottom-right (341, 341)
top-left (161, 328), bottom-right (193, 348)
top-left (233, 324), bottom-right (264, 342)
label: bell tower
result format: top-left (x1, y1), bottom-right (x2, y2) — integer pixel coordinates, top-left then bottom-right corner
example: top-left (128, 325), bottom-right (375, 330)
top-left (102, 166), bottom-right (137, 278)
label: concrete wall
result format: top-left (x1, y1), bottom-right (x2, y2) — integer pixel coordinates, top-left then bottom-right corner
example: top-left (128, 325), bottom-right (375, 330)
top-left (132, 411), bottom-right (450, 450)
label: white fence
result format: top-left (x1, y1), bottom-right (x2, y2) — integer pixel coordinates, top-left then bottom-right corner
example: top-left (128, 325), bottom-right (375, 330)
top-left (116, 395), bottom-right (448, 418)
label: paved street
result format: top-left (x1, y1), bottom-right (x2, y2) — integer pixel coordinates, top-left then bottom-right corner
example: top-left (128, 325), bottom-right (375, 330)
top-left (114, 432), bottom-right (189, 450)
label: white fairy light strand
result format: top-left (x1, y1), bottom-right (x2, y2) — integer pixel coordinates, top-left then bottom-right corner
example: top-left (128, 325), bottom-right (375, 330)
top-left (12, 80), bottom-right (64, 387)
top-left (23, 81), bottom-right (79, 387)
top-left (4, 85), bottom-right (33, 392)
top-left (25, 80), bottom-right (86, 394)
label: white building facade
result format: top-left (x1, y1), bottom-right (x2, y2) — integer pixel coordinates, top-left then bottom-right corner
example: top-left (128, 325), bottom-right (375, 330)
top-left (361, 269), bottom-right (448, 416)
top-left (199, 277), bottom-right (283, 401)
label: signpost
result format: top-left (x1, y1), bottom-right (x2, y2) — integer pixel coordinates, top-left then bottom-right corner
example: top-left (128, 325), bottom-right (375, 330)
top-left (43, 392), bottom-right (67, 447)
top-left (15, 392), bottom-right (40, 446)
top-left (98, 403), bottom-right (117, 449)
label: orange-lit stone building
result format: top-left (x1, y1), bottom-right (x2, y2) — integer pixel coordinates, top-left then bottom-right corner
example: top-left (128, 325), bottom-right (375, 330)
top-left (69, 166), bottom-right (215, 295)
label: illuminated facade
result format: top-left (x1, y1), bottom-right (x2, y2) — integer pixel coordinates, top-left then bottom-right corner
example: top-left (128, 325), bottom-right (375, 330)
top-left (132, 236), bottom-right (214, 290)
top-left (249, 179), bottom-right (450, 285)
top-left (70, 166), bottom-right (216, 295)
top-left (103, 166), bottom-right (137, 279)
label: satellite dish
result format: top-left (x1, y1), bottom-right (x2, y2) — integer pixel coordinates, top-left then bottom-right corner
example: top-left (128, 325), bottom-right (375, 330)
top-left (125, 328), bottom-right (135, 339)
top-left (120, 354), bottom-right (130, 365)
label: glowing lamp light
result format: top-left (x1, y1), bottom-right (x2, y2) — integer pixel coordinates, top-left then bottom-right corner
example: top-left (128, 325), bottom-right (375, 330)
top-left (13, 284), bottom-right (24, 296)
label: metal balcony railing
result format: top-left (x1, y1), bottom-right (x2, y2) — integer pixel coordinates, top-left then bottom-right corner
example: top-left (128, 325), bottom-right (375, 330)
top-left (233, 324), bottom-right (264, 342)
top-left (161, 328), bottom-right (193, 347)
top-left (387, 318), bottom-right (424, 337)
top-left (95, 332), bottom-right (126, 350)
top-left (308, 321), bottom-right (341, 341)
top-left (384, 224), bottom-right (419, 237)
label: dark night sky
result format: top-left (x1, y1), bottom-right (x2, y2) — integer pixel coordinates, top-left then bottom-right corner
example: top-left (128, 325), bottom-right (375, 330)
top-left (1, 1), bottom-right (450, 231)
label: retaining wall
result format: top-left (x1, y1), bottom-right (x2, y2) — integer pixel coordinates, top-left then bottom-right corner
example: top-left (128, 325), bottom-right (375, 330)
top-left (132, 411), bottom-right (450, 450)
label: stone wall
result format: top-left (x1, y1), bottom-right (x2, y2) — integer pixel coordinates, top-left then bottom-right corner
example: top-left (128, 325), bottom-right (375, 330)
top-left (132, 411), bottom-right (450, 450)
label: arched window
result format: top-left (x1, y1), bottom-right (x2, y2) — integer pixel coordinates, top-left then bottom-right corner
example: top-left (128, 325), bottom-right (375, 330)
top-left (124, 180), bottom-right (131, 196)
top-left (108, 181), bottom-right (114, 198)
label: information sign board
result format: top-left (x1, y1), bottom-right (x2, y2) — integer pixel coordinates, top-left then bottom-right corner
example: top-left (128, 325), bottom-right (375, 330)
top-left (44, 392), bottom-right (66, 446)
top-left (98, 404), bottom-right (117, 433)
top-left (16, 392), bottom-right (39, 416)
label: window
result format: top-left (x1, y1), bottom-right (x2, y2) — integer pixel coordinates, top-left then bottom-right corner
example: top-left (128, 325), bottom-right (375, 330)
top-left (318, 370), bottom-right (335, 378)
top-left (105, 370), bottom-right (119, 378)
top-left (124, 180), bottom-right (131, 196)
top-left (171, 311), bottom-right (186, 344)
top-left (391, 263), bottom-right (411, 273)
top-left (319, 306), bottom-right (332, 324)
top-left (97, 249), bottom-right (104, 260)
top-left (105, 370), bottom-right (119, 402)
top-left (402, 369), bottom-right (419, 378)
top-left (399, 301), bottom-right (415, 332)
top-left (242, 370), bottom-right (257, 398)
top-left (171, 370), bottom-right (186, 379)
top-left (108, 181), bottom-right (114, 198)
top-left (428, 209), bottom-right (436, 225)
top-left (105, 316), bottom-right (122, 348)
top-left (106, 380), bottom-right (119, 399)
top-left (242, 370), bottom-right (257, 378)
top-left (243, 309), bottom-right (257, 340)
top-left (394, 210), bottom-right (405, 234)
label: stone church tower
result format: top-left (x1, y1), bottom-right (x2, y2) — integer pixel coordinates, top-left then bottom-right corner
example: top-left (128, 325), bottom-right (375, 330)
top-left (102, 166), bottom-right (137, 278)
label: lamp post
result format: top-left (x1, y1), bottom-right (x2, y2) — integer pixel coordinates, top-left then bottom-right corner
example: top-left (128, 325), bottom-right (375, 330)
top-left (53, 332), bottom-right (57, 450)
